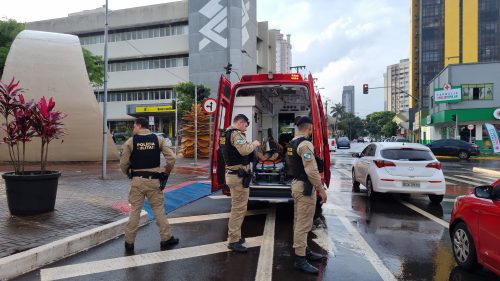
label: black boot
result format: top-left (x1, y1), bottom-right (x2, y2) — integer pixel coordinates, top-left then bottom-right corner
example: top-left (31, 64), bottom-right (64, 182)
top-left (161, 236), bottom-right (179, 250)
top-left (124, 242), bottom-right (134, 253)
top-left (294, 256), bottom-right (319, 274)
top-left (238, 237), bottom-right (246, 244)
top-left (228, 242), bottom-right (248, 253)
top-left (306, 248), bottom-right (324, 261)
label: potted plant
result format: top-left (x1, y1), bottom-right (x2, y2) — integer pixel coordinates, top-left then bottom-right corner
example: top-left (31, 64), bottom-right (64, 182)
top-left (0, 78), bottom-right (66, 216)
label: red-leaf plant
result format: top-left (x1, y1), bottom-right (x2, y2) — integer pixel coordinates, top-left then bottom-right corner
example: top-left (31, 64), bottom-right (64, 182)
top-left (0, 78), bottom-right (66, 174)
top-left (31, 96), bottom-right (66, 172)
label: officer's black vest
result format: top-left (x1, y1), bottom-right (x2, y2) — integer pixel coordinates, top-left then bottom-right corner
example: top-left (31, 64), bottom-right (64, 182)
top-left (220, 128), bottom-right (250, 166)
top-left (130, 134), bottom-right (160, 169)
top-left (287, 137), bottom-right (324, 180)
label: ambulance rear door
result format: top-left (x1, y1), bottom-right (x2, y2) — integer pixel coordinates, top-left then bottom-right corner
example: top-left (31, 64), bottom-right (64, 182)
top-left (316, 94), bottom-right (331, 187)
top-left (210, 75), bottom-right (234, 192)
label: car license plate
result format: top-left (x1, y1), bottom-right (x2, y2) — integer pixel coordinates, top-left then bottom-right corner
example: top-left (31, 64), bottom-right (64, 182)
top-left (402, 181), bottom-right (420, 188)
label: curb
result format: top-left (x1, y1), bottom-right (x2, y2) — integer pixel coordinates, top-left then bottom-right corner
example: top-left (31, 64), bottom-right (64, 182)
top-left (473, 167), bottom-right (500, 178)
top-left (0, 211), bottom-right (148, 280)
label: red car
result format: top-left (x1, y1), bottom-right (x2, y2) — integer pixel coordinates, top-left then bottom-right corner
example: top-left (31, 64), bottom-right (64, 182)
top-left (449, 178), bottom-right (500, 276)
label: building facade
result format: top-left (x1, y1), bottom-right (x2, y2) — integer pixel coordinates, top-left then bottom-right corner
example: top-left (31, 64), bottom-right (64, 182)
top-left (384, 59), bottom-right (410, 113)
top-left (275, 32), bottom-right (292, 73)
top-left (342, 86), bottom-right (355, 114)
top-left (411, 0), bottom-right (500, 143)
top-left (424, 62), bottom-right (500, 152)
top-left (27, 1), bottom-right (287, 140)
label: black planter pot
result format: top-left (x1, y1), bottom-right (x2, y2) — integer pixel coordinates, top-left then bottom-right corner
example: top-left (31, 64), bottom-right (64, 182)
top-left (2, 171), bottom-right (61, 216)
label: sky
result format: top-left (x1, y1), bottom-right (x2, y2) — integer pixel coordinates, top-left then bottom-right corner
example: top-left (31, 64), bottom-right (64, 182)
top-left (1, 0), bottom-right (410, 117)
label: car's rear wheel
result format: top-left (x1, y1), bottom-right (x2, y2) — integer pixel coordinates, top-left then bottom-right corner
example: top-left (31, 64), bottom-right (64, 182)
top-left (352, 169), bottom-right (360, 192)
top-left (458, 150), bottom-right (470, 160)
top-left (366, 177), bottom-right (376, 200)
top-left (428, 194), bottom-right (444, 204)
top-left (452, 222), bottom-right (478, 270)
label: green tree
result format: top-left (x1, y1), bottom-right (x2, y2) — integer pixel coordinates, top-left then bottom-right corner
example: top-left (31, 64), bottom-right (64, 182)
top-left (0, 19), bottom-right (26, 78)
top-left (330, 103), bottom-right (345, 138)
top-left (173, 82), bottom-right (210, 116)
top-left (365, 111), bottom-right (396, 138)
top-left (381, 121), bottom-right (398, 137)
top-left (82, 48), bottom-right (104, 87)
top-left (337, 112), bottom-right (365, 140)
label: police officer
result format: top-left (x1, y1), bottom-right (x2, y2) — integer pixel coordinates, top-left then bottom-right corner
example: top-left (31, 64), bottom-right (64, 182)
top-left (288, 117), bottom-right (327, 274)
top-left (120, 117), bottom-right (178, 253)
top-left (221, 114), bottom-right (260, 253)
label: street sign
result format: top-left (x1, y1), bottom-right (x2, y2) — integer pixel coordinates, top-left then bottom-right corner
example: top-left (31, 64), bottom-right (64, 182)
top-left (136, 105), bottom-right (174, 113)
top-left (149, 116), bottom-right (154, 126)
top-left (494, 108), bottom-right (500, 120)
top-left (203, 98), bottom-right (217, 114)
top-left (467, 124), bottom-right (474, 130)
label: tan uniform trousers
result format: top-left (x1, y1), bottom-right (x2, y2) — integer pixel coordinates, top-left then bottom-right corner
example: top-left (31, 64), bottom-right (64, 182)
top-left (124, 177), bottom-right (172, 244)
top-left (226, 173), bottom-right (250, 243)
top-left (292, 180), bottom-right (317, 256)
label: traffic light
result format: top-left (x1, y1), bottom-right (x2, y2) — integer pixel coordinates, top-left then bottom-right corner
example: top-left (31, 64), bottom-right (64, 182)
top-left (451, 114), bottom-right (457, 122)
top-left (224, 63), bottom-right (232, 75)
top-left (196, 87), bottom-right (206, 102)
top-left (363, 84), bottom-right (368, 94)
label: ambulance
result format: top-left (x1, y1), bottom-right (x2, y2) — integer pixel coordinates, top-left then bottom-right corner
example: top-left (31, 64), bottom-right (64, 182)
top-left (210, 73), bottom-right (331, 201)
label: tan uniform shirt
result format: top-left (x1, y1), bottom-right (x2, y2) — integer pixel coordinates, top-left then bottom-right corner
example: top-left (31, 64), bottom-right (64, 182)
top-left (225, 126), bottom-right (258, 171)
top-left (294, 133), bottom-right (324, 190)
top-left (120, 129), bottom-right (176, 175)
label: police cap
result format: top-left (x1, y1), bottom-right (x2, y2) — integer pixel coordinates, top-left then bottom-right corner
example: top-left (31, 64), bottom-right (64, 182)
top-left (233, 114), bottom-right (250, 125)
top-left (296, 117), bottom-right (313, 127)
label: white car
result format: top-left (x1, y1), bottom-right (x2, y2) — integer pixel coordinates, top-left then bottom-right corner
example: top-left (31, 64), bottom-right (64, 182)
top-left (328, 138), bottom-right (337, 152)
top-left (351, 142), bottom-right (445, 203)
top-left (154, 132), bottom-right (172, 147)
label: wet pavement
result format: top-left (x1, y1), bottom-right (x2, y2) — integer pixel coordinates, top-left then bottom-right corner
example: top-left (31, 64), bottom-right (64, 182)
top-left (13, 143), bottom-right (500, 281)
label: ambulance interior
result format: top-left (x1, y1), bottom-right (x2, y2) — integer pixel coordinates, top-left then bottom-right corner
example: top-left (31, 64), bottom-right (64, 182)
top-left (233, 84), bottom-right (311, 186)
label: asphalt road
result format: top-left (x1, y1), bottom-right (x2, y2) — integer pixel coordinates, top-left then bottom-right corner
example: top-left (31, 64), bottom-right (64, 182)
top-left (15, 142), bottom-right (500, 281)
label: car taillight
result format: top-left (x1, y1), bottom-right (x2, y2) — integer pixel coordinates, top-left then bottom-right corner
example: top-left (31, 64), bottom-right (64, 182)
top-left (426, 162), bottom-right (442, 170)
top-left (471, 144), bottom-right (478, 149)
top-left (373, 160), bottom-right (396, 168)
top-left (331, 140), bottom-right (335, 145)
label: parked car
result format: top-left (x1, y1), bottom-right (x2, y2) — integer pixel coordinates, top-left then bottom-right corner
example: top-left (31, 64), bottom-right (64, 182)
top-left (352, 142), bottom-right (445, 203)
top-left (449, 179), bottom-right (500, 276)
top-left (328, 138), bottom-right (337, 152)
top-left (427, 139), bottom-right (480, 160)
top-left (395, 137), bottom-right (409, 142)
top-left (357, 136), bottom-right (365, 143)
top-left (337, 137), bottom-right (351, 149)
top-left (154, 132), bottom-right (172, 147)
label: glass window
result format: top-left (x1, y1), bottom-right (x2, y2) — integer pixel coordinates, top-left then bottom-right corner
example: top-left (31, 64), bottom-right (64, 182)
top-left (149, 29), bottom-right (154, 38)
top-left (381, 149), bottom-right (434, 161)
top-left (160, 91), bottom-right (166, 99)
top-left (165, 26), bottom-right (171, 36)
top-left (154, 28), bottom-right (160, 37)
top-left (160, 27), bottom-right (166, 37)
top-left (149, 60), bottom-right (154, 69)
top-left (165, 59), bottom-right (171, 68)
top-left (144, 61), bottom-right (149, 69)
top-left (137, 61), bottom-right (143, 70)
top-left (137, 92), bottom-right (143, 101)
top-left (160, 59), bottom-right (166, 68)
top-left (137, 30), bottom-right (143, 39)
top-left (183, 57), bottom-right (189, 66)
top-left (155, 91), bottom-right (160, 100)
top-left (131, 31), bottom-right (137, 40)
top-left (154, 59), bottom-right (160, 69)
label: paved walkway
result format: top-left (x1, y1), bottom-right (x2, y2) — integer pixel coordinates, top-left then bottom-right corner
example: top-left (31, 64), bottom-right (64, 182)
top-left (0, 157), bottom-right (209, 259)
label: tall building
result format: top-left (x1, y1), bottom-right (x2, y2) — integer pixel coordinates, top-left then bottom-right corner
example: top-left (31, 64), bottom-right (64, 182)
top-left (27, 1), bottom-right (286, 138)
top-left (342, 86), bottom-right (355, 114)
top-left (384, 59), bottom-right (410, 113)
top-left (274, 32), bottom-right (292, 73)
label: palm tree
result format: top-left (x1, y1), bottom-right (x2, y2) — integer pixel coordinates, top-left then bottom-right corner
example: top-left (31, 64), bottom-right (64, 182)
top-left (330, 103), bottom-right (345, 138)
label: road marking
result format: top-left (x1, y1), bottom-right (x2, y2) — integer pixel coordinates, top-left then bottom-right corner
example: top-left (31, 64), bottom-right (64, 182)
top-left (335, 168), bottom-right (352, 179)
top-left (337, 216), bottom-right (397, 281)
top-left (208, 195), bottom-right (231, 199)
top-left (445, 175), bottom-right (485, 186)
top-left (255, 205), bottom-right (276, 281)
top-left (169, 209), bottom-right (268, 224)
top-left (452, 175), bottom-right (493, 185)
top-left (40, 237), bottom-right (263, 281)
top-left (399, 201), bottom-right (449, 229)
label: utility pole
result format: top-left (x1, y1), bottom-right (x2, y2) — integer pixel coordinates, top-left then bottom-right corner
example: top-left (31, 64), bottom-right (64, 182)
top-left (101, 0), bottom-right (109, 179)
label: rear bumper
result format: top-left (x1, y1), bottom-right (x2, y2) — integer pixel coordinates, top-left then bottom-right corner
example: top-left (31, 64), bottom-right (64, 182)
top-left (470, 150), bottom-right (480, 156)
top-left (371, 174), bottom-right (446, 195)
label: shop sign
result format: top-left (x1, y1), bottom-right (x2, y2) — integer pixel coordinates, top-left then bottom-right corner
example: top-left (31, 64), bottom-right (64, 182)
top-left (494, 108), bottom-right (500, 120)
top-left (135, 105), bottom-right (174, 113)
top-left (434, 84), bottom-right (462, 104)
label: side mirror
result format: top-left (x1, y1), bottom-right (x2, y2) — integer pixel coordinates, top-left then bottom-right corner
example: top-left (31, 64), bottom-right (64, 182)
top-left (493, 185), bottom-right (500, 200)
top-left (352, 153), bottom-right (362, 158)
top-left (474, 185), bottom-right (493, 199)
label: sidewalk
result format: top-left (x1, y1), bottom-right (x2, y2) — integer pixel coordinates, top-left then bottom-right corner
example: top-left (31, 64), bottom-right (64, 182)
top-left (0, 157), bottom-right (209, 259)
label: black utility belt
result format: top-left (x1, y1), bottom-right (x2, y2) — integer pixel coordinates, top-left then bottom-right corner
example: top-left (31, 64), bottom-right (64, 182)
top-left (132, 171), bottom-right (161, 179)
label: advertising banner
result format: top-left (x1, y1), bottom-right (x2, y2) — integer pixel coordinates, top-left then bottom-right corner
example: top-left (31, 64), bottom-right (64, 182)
top-left (485, 123), bottom-right (500, 153)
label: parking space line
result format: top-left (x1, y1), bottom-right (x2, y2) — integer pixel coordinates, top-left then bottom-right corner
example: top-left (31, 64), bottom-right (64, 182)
top-left (169, 209), bottom-right (268, 224)
top-left (337, 216), bottom-right (397, 281)
top-left (40, 237), bottom-right (263, 281)
top-left (452, 174), bottom-right (493, 185)
top-left (208, 195), bottom-right (231, 199)
top-left (399, 201), bottom-right (449, 229)
top-left (255, 205), bottom-right (276, 281)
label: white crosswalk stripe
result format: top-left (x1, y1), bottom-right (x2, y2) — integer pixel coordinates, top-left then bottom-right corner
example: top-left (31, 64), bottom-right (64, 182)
top-left (445, 175), bottom-right (488, 186)
top-left (453, 174), bottom-right (495, 185)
